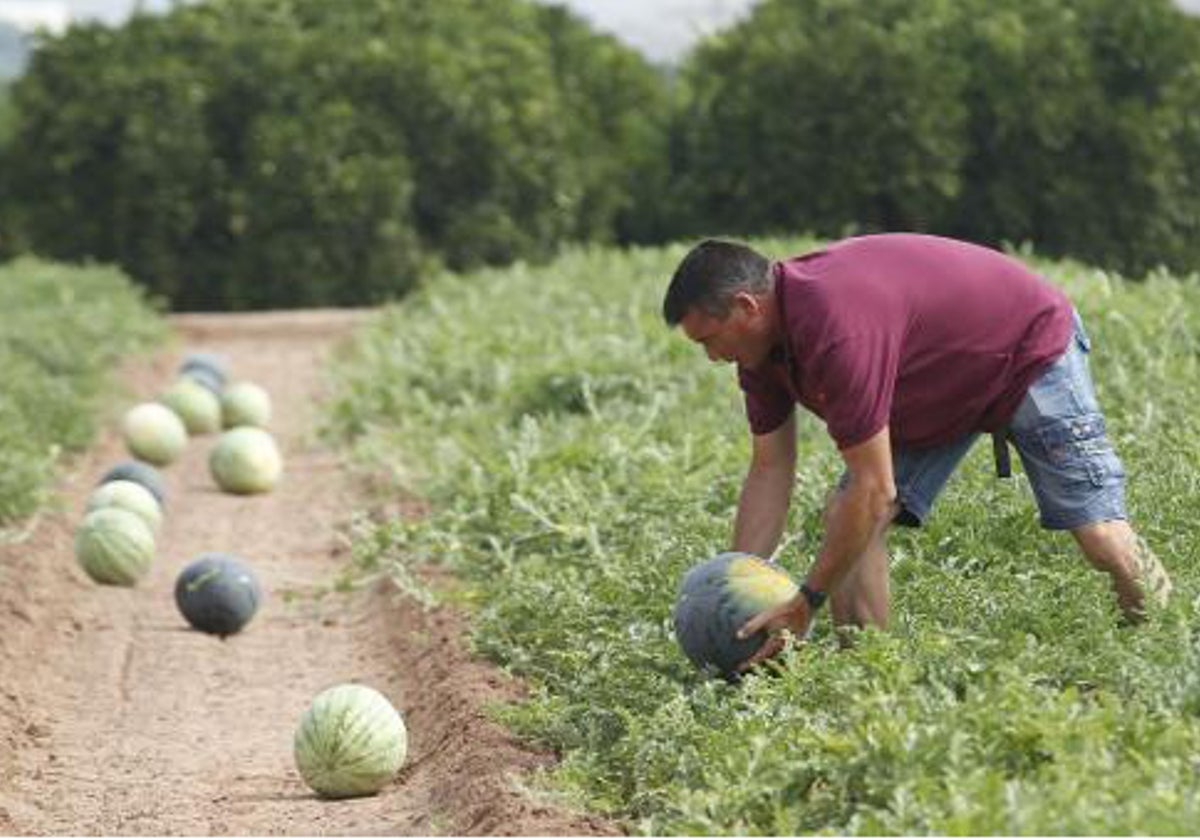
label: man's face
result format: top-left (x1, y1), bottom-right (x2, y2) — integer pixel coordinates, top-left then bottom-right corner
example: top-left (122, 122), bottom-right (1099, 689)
top-left (679, 294), bottom-right (773, 369)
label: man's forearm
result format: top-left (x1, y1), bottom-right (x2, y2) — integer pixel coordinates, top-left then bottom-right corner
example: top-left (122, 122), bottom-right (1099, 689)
top-left (805, 479), bottom-right (893, 593)
top-left (732, 465), bottom-right (795, 558)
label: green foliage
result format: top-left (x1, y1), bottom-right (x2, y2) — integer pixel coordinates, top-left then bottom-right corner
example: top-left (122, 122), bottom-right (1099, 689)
top-left (0, 81), bottom-right (21, 259)
top-left (0, 82), bottom-right (12, 143)
top-left (673, 0), bottom-right (968, 235)
top-left (325, 240), bottom-right (1200, 833)
top-left (0, 257), bottom-right (165, 527)
top-left (672, 0), bottom-right (1200, 277)
top-left (2, 0), bottom-right (669, 310)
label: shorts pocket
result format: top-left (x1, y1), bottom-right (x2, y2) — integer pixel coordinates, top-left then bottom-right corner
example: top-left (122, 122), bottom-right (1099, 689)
top-left (1034, 412), bottom-right (1121, 488)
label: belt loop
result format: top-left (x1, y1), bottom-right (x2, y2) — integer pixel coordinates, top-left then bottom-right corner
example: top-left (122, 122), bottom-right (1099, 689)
top-left (992, 429), bottom-right (1012, 478)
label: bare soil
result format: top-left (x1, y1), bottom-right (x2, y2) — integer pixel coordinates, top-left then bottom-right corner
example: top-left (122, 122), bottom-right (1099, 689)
top-left (0, 310), bottom-right (617, 836)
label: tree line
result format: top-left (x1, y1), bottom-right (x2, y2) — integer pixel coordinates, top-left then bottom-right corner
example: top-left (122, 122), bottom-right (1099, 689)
top-left (0, 0), bottom-right (1198, 310)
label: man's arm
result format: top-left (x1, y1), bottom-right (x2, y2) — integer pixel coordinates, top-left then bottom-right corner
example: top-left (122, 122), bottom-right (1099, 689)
top-left (732, 413), bottom-right (797, 558)
top-left (802, 427), bottom-right (897, 595)
top-left (736, 427), bottom-right (896, 667)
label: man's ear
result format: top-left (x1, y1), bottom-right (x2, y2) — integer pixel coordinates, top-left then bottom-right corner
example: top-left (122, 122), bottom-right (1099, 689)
top-left (731, 290), bottom-right (763, 317)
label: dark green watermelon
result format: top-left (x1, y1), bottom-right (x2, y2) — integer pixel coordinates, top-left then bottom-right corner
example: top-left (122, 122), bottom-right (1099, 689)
top-left (180, 365), bottom-right (224, 396)
top-left (673, 552), bottom-right (798, 680)
top-left (97, 460), bottom-right (166, 507)
top-left (175, 553), bottom-right (262, 637)
top-left (179, 353), bottom-right (228, 392)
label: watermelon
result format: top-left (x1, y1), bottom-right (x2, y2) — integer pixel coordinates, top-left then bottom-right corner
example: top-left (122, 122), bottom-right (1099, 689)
top-left (179, 352), bottom-right (229, 386)
top-left (97, 460), bottom-right (166, 507)
top-left (159, 377), bottom-right (222, 435)
top-left (294, 684), bottom-right (408, 799)
top-left (75, 507), bottom-right (155, 586)
top-left (175, 553), bottom-right (262, 637)
top-left (220, 381), bottom-right (272, 429)
top-left (180, 364), bottom-right (224, 396)
top-left (121, 402), bottom-right (188, 466)
top-left (209, 427), bottom-right (282, 494)
top-left (87, 479), bottom-right (162, 533)
top-left (673, 552), bottom-right (799, 680)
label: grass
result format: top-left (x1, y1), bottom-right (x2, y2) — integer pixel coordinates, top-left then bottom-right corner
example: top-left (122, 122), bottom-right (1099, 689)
top-left (324, 238), bottom-right (1200, 834)
top-left (0, 256), bottom-right (166, 529)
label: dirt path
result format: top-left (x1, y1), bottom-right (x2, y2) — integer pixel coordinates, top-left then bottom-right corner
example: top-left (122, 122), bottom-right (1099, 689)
top-left (0, 310), bottom-right (615, 836)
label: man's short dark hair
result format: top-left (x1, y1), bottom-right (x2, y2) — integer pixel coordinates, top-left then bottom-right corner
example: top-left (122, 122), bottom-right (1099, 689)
top-left (662, 239), bottom-right (771, 326)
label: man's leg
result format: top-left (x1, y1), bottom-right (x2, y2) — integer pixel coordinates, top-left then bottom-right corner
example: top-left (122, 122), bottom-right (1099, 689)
top-left (1008, 309), bottom-right (1171, 624)
top-left (1071, 518), bottom-right (1172, 622)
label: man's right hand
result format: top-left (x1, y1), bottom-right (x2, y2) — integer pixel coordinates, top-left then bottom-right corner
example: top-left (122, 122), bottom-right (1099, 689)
top-left (734, 593), bottom-right (812, 673)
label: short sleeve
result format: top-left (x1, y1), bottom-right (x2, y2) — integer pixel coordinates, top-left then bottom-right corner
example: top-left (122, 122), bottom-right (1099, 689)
top-left (737, 364), bottom-right (794, 436)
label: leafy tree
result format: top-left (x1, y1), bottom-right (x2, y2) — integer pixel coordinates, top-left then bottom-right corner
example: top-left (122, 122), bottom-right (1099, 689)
top-left (949, 0), bottom-right (1200, 275)
top-left (672, 0), bottom-right (1200, 276)
top-left (2, 0), bottom-right (669, 309)
top-left (672, 0), bottom-right (968, 238)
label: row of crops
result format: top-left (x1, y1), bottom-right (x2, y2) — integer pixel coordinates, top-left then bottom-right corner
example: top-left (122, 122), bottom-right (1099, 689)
top-left (324, 240), bottom-right (1200, 834)
top-left (77, 353), bottom-right (411, 800)
top-left (0, 258), bottom-right (165, 529)
top-left (0, 258), bottom-right (411, 802)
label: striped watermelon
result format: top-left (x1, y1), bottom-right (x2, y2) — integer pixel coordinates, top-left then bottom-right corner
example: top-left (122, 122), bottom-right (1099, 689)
top-left (74, 507), bottom-right (155, 586)
top-left (293, 684), bottom-right (408, 799)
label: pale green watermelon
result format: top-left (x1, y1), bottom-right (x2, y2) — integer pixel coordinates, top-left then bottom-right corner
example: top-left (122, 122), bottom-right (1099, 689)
top-left (87, 479), bottom-right (163, 533)
top-left (159, 377), bottom-right (222, 435)
top-left (122, 403), bottom-right (188, 466)
top-left (294, 684), bottom-right (408, 799)
top-left (209, 427), bottom-right (283, 494)
top-left (220, 382), bottom-right (272, 429)
top-left (75, 507), bottom-right (155, 586)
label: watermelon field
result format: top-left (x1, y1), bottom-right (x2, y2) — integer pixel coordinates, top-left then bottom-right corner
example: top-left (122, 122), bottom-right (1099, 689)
top-left (325, 239), bottom-right (1200, 834)
top-left (1, 240), bottom-right (1199, 834)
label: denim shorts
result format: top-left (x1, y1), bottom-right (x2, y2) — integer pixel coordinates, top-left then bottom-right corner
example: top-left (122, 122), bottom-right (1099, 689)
top-left (840, 310), bottom-right (1128, 531)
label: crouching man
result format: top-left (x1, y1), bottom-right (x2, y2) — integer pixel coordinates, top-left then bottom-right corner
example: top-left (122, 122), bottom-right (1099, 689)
top-left (661, 234), bottom-right (1172, 670)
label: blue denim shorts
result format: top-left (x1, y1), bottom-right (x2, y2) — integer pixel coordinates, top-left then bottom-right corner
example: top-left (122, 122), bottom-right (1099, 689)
top-left (842, 310), bottom-right (1128, 531)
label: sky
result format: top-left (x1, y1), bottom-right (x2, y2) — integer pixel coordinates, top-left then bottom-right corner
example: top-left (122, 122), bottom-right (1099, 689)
top-left (2, 0), bottom-right (1200, 63)
top-left (0, 0), bottom-right (758, 63)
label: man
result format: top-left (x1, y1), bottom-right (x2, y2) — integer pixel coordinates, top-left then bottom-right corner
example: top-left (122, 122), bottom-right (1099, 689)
top-left (661, 233), bottom-right (1171, 671)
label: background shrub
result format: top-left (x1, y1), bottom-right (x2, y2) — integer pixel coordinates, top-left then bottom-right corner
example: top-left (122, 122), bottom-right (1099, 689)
top-left (0, 0), bottom-right (668, 310)
top-left (668, 0), bottom-right (1200, 277)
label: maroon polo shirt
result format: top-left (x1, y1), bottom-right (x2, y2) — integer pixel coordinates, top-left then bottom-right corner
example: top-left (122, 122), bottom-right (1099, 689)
top-left (738, 234), bottom-right (1074, 450)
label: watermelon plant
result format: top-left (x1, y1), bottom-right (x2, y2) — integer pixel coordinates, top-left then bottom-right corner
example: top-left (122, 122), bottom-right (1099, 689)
top-left (293, 684), bottom-right (408, 799)
top-left (209, 427), bottom-right (282, 494)
top-left (674, 552), bottom-right (799, 680)
top-left (0, 258), bottom-right (164, 527)
top-left (121, 402), bottom-right (188, 466)
top-left (175, 553), bottom-right (262, 636)
top-left (87, 479), bottom-right (162, 533)
top-left (74, 506), bottom-right (155, 586)
top-left (324, 242), bottom-right (1200, 834)
top-left (97, 460), bottom-right (166, 507)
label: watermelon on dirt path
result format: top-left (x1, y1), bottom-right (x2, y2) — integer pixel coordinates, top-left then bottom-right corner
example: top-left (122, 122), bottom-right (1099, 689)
top-left (175, 553), bottom-right (262, 637)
